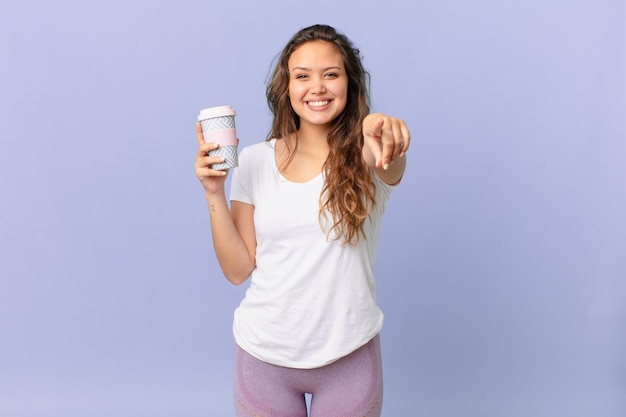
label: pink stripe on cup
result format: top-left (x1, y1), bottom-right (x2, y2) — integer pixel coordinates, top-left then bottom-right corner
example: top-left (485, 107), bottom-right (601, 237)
top-left (202, 128), bottom-right (237, 146)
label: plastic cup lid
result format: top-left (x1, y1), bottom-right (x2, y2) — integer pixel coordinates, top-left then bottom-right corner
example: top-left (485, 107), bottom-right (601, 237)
top-left (198, 105), bottom-right (236, 121)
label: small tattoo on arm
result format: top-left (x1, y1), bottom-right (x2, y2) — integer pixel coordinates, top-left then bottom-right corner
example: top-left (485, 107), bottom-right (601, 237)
top-left (210, 204), bottom-right (216, 213)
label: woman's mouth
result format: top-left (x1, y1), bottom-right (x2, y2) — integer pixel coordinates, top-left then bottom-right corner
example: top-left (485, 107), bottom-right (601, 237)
top-left (306, 100), bottom-right (332, 109)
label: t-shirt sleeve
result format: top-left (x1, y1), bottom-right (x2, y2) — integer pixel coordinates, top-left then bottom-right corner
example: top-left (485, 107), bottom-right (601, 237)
top-left (371, 168), bottom-right (397, 202)
top-left (229, 147), bottom-right (253, 205)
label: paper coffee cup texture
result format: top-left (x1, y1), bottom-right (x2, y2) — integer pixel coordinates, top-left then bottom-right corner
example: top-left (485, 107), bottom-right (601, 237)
top-left (198, 105), bottom-right (238, 170)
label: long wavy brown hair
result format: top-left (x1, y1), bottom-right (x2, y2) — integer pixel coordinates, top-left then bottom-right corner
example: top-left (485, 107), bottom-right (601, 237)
top-left (266, 24), bottom-right (375, 245)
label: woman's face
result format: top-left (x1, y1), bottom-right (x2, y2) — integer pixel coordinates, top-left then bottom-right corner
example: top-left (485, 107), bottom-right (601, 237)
top-left (287, 40), bottom-right (348, 130)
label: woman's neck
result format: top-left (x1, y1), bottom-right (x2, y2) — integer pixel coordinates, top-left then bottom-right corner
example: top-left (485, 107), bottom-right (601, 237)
top-left (276, 124), bottom-right (330, 183)
top-left (293, 122), bottom-right (331, 155)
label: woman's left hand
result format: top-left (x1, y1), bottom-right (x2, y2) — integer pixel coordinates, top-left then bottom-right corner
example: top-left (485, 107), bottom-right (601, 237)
top-left (362, 113), bottom-right (410, 170)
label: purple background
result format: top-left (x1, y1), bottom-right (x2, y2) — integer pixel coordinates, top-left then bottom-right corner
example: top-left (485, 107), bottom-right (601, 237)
top-left (1, 1), bottom-right (624, 416)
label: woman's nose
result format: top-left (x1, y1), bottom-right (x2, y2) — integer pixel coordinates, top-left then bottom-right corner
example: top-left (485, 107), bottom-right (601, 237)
top-left (310, 78), bottom-right (327, 94)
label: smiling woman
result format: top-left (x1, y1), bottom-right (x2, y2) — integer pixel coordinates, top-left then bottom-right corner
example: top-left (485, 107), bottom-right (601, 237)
top-left (1, 1), bottom-right (624, 416)
top-left (194, 24), bottom-right (410, 417)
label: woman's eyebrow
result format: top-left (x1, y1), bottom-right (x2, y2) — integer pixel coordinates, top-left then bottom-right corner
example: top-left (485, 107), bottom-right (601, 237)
top-left (291, 66), bottom-right (342, 72)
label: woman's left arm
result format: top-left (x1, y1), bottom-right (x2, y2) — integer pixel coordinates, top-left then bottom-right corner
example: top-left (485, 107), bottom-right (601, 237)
top-left (362, 113), bottom-right (410, 185)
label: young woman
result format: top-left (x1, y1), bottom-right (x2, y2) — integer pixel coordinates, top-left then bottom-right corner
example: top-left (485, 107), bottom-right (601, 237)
top-left (195, 24), bottom-right (410, 417)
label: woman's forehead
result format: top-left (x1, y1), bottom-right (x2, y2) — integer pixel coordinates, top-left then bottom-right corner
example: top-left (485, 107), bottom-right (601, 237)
top-left (288, 41), bottom-right (343, 70)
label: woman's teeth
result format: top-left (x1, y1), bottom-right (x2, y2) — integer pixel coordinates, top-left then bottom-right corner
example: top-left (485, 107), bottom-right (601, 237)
top-left (308, 100), bottom-right (330, 107)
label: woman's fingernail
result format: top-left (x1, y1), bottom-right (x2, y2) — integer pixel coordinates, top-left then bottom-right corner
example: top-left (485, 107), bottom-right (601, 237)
top-left (383, 163), bottom-right (390, 170)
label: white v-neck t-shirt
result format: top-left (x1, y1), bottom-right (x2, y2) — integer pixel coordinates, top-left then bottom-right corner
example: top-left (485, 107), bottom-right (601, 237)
top-left (229, 139), bottom-right (394, 368)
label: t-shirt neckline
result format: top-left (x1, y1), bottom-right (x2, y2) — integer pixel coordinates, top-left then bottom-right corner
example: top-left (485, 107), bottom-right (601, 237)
top-left (270, 138), bottom-right (325, 185)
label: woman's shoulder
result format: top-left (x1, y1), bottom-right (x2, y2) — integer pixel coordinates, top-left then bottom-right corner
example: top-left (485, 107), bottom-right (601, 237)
top-left (241, 138), bottom-right (276, 154)
top-left (238, 139), bottom-right (276, 167)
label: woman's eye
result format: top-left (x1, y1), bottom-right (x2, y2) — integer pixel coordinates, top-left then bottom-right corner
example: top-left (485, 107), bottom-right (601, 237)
top-left (296, 74), bottom-right (308, 79)
top-left (325, 73), bottom-right (338, 78)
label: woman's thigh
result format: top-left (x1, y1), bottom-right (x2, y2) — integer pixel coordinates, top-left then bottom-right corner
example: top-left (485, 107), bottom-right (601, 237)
top-left (309, 335), bottom-right (383, 417)
top-left (233, 345), bottom-right (308, 417)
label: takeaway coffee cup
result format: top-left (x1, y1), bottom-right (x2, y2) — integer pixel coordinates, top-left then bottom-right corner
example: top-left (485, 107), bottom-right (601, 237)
top-left (198, 105), bottom-right (238, 170)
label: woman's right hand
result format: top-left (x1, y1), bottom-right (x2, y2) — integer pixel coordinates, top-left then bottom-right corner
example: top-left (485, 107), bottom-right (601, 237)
top-left (194, 122), bottom-right (229, 195)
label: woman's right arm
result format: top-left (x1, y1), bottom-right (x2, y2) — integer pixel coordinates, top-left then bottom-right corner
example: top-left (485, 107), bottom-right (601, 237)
top-left (195, 122), bottom-right (256, 285)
